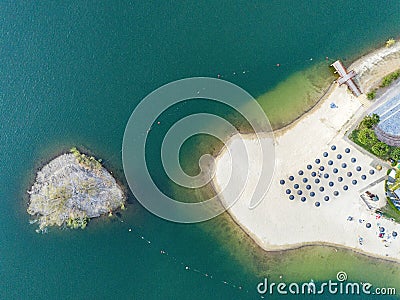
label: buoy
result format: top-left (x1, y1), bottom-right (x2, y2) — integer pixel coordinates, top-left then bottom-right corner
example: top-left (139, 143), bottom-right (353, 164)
top-left (217, 74), bottom-right (221, 78)
top-left (276, 63), bottom-right (280, 67)
top-left (157, 121), bottom-right (160, 125)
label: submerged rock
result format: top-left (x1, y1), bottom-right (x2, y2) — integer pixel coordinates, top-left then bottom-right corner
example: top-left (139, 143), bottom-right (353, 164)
top-left (27, 148), bottom-right (125, 231)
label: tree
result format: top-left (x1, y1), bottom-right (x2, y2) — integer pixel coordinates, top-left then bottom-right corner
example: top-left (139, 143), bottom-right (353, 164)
top-left (391, 147), bottom-right (400, 161)
top-left (371, 113), bottom-right (380, 125)
top-left (366, 91), bottom-right (376, 100)
top-left (357, 128), bottom-right (378, 146)
top-left (359, 114), bottom-right (380, 129)
top-left (371, 142), bottom-right (390, 157)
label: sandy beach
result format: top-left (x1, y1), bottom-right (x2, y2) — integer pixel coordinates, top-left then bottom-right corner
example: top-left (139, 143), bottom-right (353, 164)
top-left (212, 43), bottom-right (400, 262)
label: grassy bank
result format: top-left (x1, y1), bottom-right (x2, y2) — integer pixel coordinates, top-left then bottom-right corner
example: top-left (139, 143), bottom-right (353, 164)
top-left (367, 69), bottom-right (400, 100)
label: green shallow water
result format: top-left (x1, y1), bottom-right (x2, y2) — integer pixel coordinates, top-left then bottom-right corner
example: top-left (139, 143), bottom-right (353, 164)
top-left (257, 62), bottom-right (335, 129)
top-left (1, 1), bottom-right (400, 299)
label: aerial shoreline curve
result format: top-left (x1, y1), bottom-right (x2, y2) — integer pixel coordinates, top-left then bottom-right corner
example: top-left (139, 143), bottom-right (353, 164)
top-left (212, 41), bottom-right (400, 263)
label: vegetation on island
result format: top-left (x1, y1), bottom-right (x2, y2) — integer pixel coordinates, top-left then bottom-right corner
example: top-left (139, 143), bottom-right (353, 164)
top-left (27, 148), bottom-right (126, 232)
top-left (70, 147), bottom-right (102, 170)
top-left (350, 114), bottom-right (400, 161)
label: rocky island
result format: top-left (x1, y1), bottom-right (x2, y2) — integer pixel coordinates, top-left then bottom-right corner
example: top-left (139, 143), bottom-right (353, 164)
top-left (27, 148), bottom-right (126, 231)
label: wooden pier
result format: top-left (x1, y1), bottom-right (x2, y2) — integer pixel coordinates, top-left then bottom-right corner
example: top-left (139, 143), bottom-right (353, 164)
top-left (331, 60), bottom-right (361, 97)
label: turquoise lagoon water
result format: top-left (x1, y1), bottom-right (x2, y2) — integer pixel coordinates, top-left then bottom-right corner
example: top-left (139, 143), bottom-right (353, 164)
top-left (1, 1), bottom-right (400, 299)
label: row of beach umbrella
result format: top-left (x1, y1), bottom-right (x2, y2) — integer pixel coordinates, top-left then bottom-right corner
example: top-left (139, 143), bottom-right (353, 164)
top-left (280, 145), bottom-right (378, 206)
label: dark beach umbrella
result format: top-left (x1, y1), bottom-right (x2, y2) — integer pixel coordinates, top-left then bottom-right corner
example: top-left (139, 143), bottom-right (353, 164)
top-left (310, 192), bottom-right (315, 197)
top-left (289, 195), bottom-right (295, 200)
top-left (331, 145), bottom-right (336, 150)
top-left (315, 178), bottom-right (320, 184)
top-left (329, 181), bottom-right (334, 187)
top-left (366, 223), bottom-right (371, 228)
top-left (345, 148), bottom-right (350, 153)
top-left (393, 231), bottom-right (398, 237)
top-left (343, 185), bottom-right (348, 191)
top-left (323, 152), bottom-right (328, 157)
top-left (297, 190), bottom-right (303, 195)
top-left (289, 176), bottom-right (294, 181)
top-left (301, 197), bottom-right (306, 202)
top-left (319, 186), bottom-right (325, 192)
top-left (286, 189), bottom-right (291, 194)
top-left (347, 172), bottom-right (352, 177)
top-left (324, 196), bottom-right (330, 201)
top-left (352, 180), bottom-right (357, 185)
top-left (337, 154), bottom-right (342, 159)
top-left (315, 159), bottom-right (320, 164)
top-left (342, 163), bottom-right (347, 168)
top-left (311, 172), bottom-right (317, 177)
top-left (361, 175), bottom-right (367, 180)
top-left (307, 164), bottom-right (312, 170)
top-left (338, 177), bottom-right (343, 182)
top-left (303, 178), bottom-right (308, 183)
top-left (319, 166), bottom-right (325, 171)
top-left (328, 160), bottom-right (333, 165)
top-left (306, 185), bottom-right (311, 190)
top-left (356, 166), bottom-right (362, 171)
top-left (380, 227), bottom-right (385, 233)
top-left (315, 202), bottom-right (320, 207)
top-left (333, 168), bottom-right (338, 174)
top-left (280, 180), bottom-right (285, 185)
top-left (369, 170), bottom-right (375, 175)
top-left (334, 191), bottom-right (339, 196)
top-left (298, 170), bottom-right (304, 175)
top-left (351, 158), bottom-right (356, 163)
top-left (324, 173), bottom-right (329, 179)
top-left (294, 184), bottom-right (299, 189)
